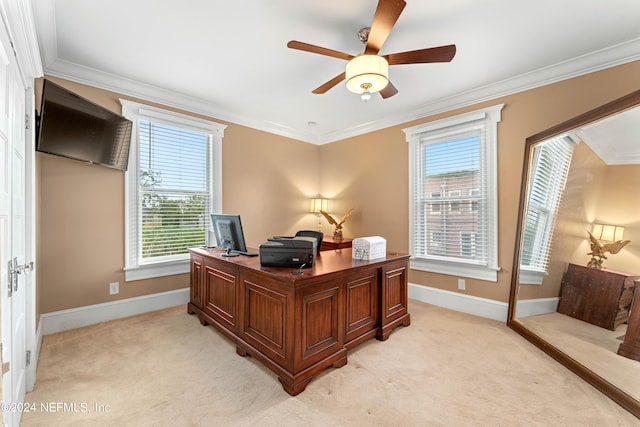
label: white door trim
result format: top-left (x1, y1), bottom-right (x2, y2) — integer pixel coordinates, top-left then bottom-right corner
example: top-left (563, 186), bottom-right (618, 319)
top-left (1, 0), bottom-right (43, 404)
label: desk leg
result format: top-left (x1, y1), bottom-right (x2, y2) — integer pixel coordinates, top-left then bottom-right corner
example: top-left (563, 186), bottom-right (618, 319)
top-left (377, 313), bottom-right (411, 341)
top-left (234, 345), bottom-right (313, 396)
top-left (187, 302), bottom-right (197, 315)
top-left (278, 377), bottom-right (313, 396)
top-left (187, 303), bottom-right (209, 326)
top-left (277, 351), bottom-right (348, 396)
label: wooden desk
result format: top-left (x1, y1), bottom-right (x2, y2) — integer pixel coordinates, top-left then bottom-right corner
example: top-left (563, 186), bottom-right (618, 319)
top-left (320, 236), bottom-right (352, 251)
top-left (187, 247), bottom-right (410, 395)
top-left (557, 263), bottom-right (636, 330)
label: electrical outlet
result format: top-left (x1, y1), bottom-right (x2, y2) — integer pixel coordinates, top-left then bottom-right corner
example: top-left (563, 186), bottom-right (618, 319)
top-left (109, 282), bottom-right (119, 295)
top-left (457, 279), bottom-right (466, 290)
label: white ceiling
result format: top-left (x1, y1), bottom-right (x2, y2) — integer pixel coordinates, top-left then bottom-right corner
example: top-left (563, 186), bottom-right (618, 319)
top-left (578, 105), bottom-right (640, 165)
top-left (32, 0), bottom-right (640, 145)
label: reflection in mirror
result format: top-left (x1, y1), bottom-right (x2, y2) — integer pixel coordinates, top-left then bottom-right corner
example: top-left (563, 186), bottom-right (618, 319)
top-left (508, 90), bottom-right (640, 419)
top-left (519, 135), bottom-right (575, 286)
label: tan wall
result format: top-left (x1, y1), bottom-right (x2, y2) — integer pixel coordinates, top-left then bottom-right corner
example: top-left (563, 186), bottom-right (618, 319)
top-left (36, 60), bottom-right (640, 317)
top-left (592, 164), bottom-right (640, 271)
top-left (221, 125), bottom-right (321, 245)
top-left (319, 125), bottom-right (408, 248)
top-left (36, 77), bottom-right (320, 314)
top-left (319, 60), bottom-right (640, 303)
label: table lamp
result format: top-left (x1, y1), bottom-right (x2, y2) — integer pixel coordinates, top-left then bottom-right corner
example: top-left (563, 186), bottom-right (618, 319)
top-left (309, 198), bottom-right (329, 232)
top-left (586, 223), bottom-right (630, 269)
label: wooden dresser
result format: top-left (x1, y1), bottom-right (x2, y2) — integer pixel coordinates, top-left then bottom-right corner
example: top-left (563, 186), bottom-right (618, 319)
top-left (618, 280), bottom-right (640, 361)
top-left (557, 263), bottom-right (636, 330)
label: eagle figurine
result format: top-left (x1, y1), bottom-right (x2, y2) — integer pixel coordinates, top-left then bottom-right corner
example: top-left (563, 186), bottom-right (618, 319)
top-left (320, 209), bottom-right (354, 239)
top-left (586, 230), bottom-right (630, 269)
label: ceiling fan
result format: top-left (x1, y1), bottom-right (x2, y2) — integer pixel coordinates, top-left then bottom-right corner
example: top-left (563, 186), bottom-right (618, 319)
top-left (287, 0), bottom-right (456, 101)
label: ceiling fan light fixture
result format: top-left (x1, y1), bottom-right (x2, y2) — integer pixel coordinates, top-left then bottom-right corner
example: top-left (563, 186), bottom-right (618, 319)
top-left (345, 55), bottom-right (389, 95)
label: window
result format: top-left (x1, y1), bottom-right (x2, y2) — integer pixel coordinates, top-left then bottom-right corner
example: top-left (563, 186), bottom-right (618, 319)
top-left (519, 135), bottom-right (575, 285)
top-left (429, 191), bottom-right (442, 214)
top-left (448, 190), bottom-right (461, 213)
top-left (469, 188), bottom-right (480, 212)
top-left (404, 104), bottom-right (503, 281)
top-left (121, 100), bottom-right (226, 281)
top-left (460, 232), bottom-right (476, 257)
top-left (431, 231), bottom-right (445, 255)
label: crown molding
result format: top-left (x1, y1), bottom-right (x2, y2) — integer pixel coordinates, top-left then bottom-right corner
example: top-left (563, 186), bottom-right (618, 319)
top-left (576, 130), bottom-right (640, 165)
top-left (41, 31), bottom-right (640, 145)
top-left (316, 38), bottom-right (640, 144)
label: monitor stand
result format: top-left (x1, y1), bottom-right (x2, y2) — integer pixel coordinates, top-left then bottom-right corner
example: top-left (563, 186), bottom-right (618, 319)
top-left (221, 247), bottom-right (239, 257)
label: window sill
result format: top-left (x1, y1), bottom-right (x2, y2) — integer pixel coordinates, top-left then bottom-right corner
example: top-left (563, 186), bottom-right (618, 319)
top-left (124, 259), bottom-right (190, 282)
top-left (518, 268), bottom-right (546, 285)
top-left (410, 256), bottom-right (498, 282)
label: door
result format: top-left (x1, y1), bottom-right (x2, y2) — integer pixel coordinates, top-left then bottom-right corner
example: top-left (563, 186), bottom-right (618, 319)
top-left (0, 16), bottom-right (28, 427)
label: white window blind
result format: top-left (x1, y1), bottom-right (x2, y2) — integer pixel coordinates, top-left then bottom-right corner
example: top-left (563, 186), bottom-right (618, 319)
top-left (121, 100), bottom-right (225, 281)
top-left (138, 120), bottom-right (210, 260)
top-left (418, 131), bottom-right (486, 259)
top-left (519, 135), bottom-right (575, 284)
top-left (405, 104), bottom-right (503, 281)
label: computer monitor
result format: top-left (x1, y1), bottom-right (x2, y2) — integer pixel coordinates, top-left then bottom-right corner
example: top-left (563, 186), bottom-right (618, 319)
top-left (211, 214), bottom-right (248, 256)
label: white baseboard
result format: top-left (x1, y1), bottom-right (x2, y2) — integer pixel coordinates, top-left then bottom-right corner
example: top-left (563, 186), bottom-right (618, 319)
top-left (514, 297), bottom-right (559, 318)
top-left (37, 284), bottom-right (508, 335)
top-left (408, 283), bottom-right (509, 322)
top-left (38, 285), bottom-right (517, 336)
top-left (40, 288), bottom-right (190, 335)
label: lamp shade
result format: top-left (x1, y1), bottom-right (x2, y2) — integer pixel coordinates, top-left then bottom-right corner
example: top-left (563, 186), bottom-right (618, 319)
top-left (345, 55), bottom-right (389, 94)
top-left (309, 198), bottom-right (328, 213)
top-left (592, 223), bottom-right (624, 242)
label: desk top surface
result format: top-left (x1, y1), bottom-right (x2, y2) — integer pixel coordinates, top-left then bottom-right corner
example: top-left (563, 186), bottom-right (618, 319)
top-left (189, 247), bottom-right (409, 283)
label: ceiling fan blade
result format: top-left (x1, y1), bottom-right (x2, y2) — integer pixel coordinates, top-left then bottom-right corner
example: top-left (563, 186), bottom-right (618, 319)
top-left (380, 81), bottom-right (398, 99)
top-left (312, 72), bottom-right (346, 94)
top-left (386, 44), bottom-right (457, 65)
top-left (365, 0), bottom-right (407, 55)
top-left (287, 41), bottom-right (354, 61)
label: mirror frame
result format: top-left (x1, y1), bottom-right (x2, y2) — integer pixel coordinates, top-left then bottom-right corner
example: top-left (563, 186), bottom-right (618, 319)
top-left (507, 88), bottom-right (640, 418)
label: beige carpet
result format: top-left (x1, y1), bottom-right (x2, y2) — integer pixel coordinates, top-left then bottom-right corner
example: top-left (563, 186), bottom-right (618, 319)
top-left (22, 300), bottom-right (639, 426)
top-left (517, 312), bottom-right (640, 401)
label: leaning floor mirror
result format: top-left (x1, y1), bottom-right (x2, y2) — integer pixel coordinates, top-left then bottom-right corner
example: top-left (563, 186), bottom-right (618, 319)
top-left (508, 89), bottom-right (640, 418)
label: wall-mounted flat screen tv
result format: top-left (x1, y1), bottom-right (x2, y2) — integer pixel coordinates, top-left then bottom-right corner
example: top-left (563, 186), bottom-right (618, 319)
top-left (36, 79), bottom-right (133, 171)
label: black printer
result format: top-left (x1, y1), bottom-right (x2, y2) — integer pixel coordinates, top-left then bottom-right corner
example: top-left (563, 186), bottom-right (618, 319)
top-left (259, 236), bottom-right (317, 268)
